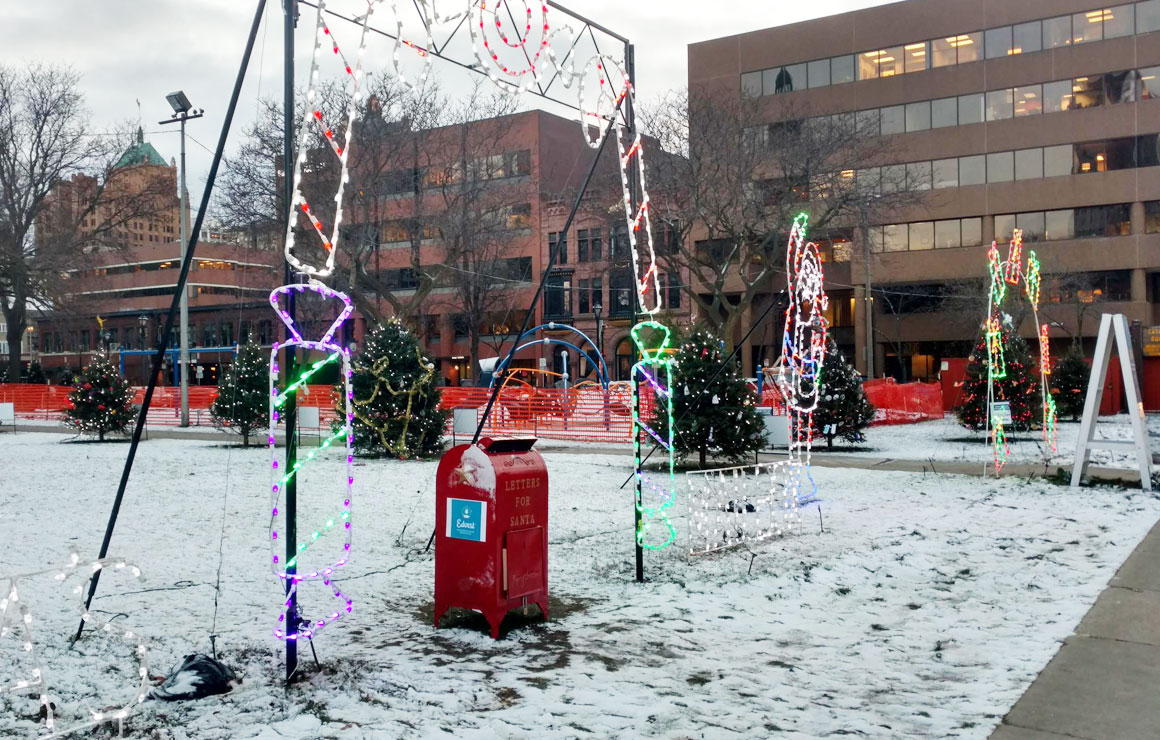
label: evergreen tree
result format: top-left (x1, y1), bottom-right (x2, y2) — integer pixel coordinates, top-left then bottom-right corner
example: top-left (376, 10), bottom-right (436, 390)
top-left (1052, 345), bottom-right (1089, 421)
top-left (814, 338), bottom-right (875, 448)
top-left (348, 319), bottom-right (446, 459)
top-left (25, 360), bottom-right (46, 384)
top-left (659, 327), bottom-right (766, 466)
top-left (956, 317), bottom-right (1041, 432)
top-left (64, 355), bottom-right (133, 441)
top-left (211, 342), bottom-right (268, 446)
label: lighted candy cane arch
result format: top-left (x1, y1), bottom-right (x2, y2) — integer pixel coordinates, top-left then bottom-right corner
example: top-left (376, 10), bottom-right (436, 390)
top-left (267, 0), bottom-right (373, 642)
top-left (983, 228), bottom-right (1058, 473)
top-left (775, 214), bottom-right (829, 505)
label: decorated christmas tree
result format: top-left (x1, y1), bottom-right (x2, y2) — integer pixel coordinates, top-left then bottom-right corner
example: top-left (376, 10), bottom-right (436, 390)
top-left (814, 338), bottom-right (875, 448)
top-left (64, 354), bottom-right (134, 441)
top-left (1052, 345), bottom-right (1089, 421)
top-left (211, 342), bottom-right (268, 446)
top-left (956, 318), bottom-right (1041, 432)
top-left (659, 328), bottom-right (766, 466)
top-left (348, 318), bottom-right (446, 459)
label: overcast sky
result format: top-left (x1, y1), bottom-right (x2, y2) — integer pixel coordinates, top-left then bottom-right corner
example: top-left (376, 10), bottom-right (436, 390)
top-left (6, 0), bottom-right (891, 206)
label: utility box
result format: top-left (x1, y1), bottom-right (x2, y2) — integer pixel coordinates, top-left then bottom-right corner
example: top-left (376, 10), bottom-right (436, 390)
top-left (434, 437), bottom-right (548, 638)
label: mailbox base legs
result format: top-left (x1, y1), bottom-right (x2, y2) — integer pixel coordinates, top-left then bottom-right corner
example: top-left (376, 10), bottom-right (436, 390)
top-left (433, 601), bottom-right (548, 639)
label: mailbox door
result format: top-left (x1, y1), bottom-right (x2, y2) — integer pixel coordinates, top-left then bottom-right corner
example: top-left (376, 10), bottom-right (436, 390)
top-left (504, 526), bottom-right (546, 599)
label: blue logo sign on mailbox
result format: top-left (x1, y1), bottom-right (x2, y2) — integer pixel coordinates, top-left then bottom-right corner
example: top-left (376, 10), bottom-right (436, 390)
top-left (446, 498), bottom-right (487, 542)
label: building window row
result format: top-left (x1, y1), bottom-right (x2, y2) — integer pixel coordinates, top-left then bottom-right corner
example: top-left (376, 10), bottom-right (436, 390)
top-left (852, 134), bottom-right (1160, 193)
top-left (868, 204), bottom-right (1133, 253)
top-left (741, 2), bottom-right (1160, 98)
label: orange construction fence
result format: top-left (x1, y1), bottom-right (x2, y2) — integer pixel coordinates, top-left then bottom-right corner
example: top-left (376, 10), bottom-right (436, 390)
top-left (438, 381), bottom-right (653, 443)
top-left (861, 378), bottom-right (945, 425)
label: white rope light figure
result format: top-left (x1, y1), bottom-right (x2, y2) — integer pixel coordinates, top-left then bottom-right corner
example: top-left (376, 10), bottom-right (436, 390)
top-left (982, 229), bottom-right (1057, 473)
top-left (1, 553), bottom-right (148, 738)
top-left (283, 0), bottom-right (378, 281)
top-left (775, 214), bottom-right (829, 506)
top-left (685, 463), bottom-right (801, 555)
top-left (268, 285), bottom-right (356, 641)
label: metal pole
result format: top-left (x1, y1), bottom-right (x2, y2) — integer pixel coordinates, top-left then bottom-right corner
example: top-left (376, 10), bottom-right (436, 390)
top-left (74, 0), bottom-right (269, 643)
top-left (283, 0), bottom-right (299, 683)
top-left (861, 213), bottom-right (875, 379)
top-left (626, 42), bottom-right (644, 583)
top-left (179, 117), bottom-right (191, 426)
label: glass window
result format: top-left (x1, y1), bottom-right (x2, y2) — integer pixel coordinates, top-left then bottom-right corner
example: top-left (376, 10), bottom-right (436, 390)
top-left (883, 224), bottom-right (908, 252)
top-left (1017, 211), bottom-right (1046, 242)
top-left (764, 63), bottom-right (806, 94)
top-left (1105, 4), bottom-right (1134, 38)
top-left (857, 167), bottom-right (881, 195)
top-left (1044, 79), bottom-right (1074, 112)
top-left (934, 220), bottom-right (961, 248)
top-left (879, 46), bottom-right (905, 77)
top-left (858, 51), bottom-right (880, 80)
top-left (832, 55), bottom-right (855, 84)
top-left (1043, 15), bottom-right (1072, 48)
top-left (1046, 209), bottom-right (1075, 240)
top-left (987, 151), bottom-right (1015, 182)
top-left (808, 58), bottom-right (830, 88)
top-left (1075, 203), bottom-right (1131, 237)
top-left (741, 71), bottom-right (763, 98)
top-left (1014, 84), bottom-right (1042, 116)
top-left (1012, 20), bottom-right (1042, 54)
top-left (856, 108), bottom-right (880, 135)
top-left (866, 226), bottom-right (885, 253)
top-left (1145, 201), bottom-right (1160, 232)
top-left (995, 214), bottom-right (1016, 241)
top-left (931, 37), bottom-right (957, 67)
top-left (1044, 144), bottom-right (1073, 177)
top-left (881, 164), bottom-right (906, 193)
top-left (933, 158), bottom-right (959, 188)
top-left (1141, 65), bottom-right (1160, 99)
top-left (1072, 76), bottom-right (1103, 109)
top-left (960, 155), bottom-right (987, 185)
top-left (956, 32), bottom-right (983, 63)
top-left (880, 105), bottom-right (905, 135)
top-left (932, 97), bottom-right (957, 128)
top-left (904, 42), bottom-right (929, 73)
top-left (1073, 11), bottom-right (1103, 44)
top-left (959, 93), bottom-right (985, 125)
top-left (1015, 148), bottom-right (1044, 180)
top-left (986, 88), bottom-right (1014, 121)
top-left (909, 222), bottom-right (934, 250)
top-left (962, 217), bottom-right (983, 246)
top-left (907, 161), bottom-right (932, 190)
top-left (985, 26), bottom-right (1013, 58)
top-left (905, 101), bottom-right (931, 131)
top-left (1140, 0), bottom-right (1160, 34)
top-left (1138, 133), bottom-right (1160, 167)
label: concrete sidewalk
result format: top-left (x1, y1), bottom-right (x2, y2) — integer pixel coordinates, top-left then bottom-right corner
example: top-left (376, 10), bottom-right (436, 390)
top-left (991, 517), bottom-right (1160, 740)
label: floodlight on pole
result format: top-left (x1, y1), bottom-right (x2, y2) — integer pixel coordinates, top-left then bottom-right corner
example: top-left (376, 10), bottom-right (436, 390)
top-left (160, 93), bottom-right (204, 427)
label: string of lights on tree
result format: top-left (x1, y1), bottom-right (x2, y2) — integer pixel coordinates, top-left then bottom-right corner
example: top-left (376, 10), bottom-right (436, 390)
top-left (1, 553), bottom-right (149, 737)
top-left (64, 354), bottom-right (134, 441)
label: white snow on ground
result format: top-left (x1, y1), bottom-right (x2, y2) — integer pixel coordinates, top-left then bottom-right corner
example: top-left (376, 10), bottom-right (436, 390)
top-left (1, 431), bottom-right (1158, 739)
top-left (831, 414), bottom-right (1160, 471)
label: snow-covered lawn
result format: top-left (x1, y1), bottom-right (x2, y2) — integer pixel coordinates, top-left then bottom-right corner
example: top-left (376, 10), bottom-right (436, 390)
top-left (835, 414), bottom-right (1160, 471)
top-left (1, 431), bottom-right (1158, 738)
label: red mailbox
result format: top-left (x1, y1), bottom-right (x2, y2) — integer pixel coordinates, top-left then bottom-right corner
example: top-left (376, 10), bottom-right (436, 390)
top-left (434, 437), bottom-right (548, 638)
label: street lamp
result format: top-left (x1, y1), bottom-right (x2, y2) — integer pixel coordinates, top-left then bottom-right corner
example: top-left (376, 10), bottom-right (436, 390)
top-left (160, 91), bottom-right (204, 427)
top-left (137, 314), bottom-right (149, 385)
top-left (593, 302), bottom-right (604, 368)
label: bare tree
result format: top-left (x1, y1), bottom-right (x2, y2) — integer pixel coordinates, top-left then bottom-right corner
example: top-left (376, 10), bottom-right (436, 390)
top-left (0, 64), bottom-right (169, 381)
top-left (642, 89), bottom-right (918, 350)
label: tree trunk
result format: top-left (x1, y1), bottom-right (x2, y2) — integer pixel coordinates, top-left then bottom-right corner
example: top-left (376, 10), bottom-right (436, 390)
top-left (470, 331), bottom-right (482, 387)
top-left (99, 428), bottom-right (105, 442)
top-left (242, 432), bottom-right (250, 447)
top-left (3, 306), bottom-right (26, 384)
top-left (699, 446), bottom-right (706, 468)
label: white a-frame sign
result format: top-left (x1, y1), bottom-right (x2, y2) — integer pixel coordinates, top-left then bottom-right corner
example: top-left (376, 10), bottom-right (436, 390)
top-left (1071, 313), bottom-right (1154, 491)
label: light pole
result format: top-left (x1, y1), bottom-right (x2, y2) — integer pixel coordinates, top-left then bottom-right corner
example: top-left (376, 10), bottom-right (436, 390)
top-left (593, 303), bottom-right (604, 365)
top-left (137, 314), bottom-right (149, 384)
top-left (160, 91), bottom-right (204, 426)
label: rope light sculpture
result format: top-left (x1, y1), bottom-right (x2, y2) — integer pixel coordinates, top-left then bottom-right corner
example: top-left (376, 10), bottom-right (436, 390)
top-left (982, 229), bottom-right (1058, 473)
top-left (630, 320), bottom-right (677, 550)
top-left (1, 553), bottom-right (148, 737)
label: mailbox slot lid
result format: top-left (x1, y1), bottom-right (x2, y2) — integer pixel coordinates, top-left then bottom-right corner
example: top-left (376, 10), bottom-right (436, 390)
top-left (504, 525), bottom-right (545, 599)
top-left (482, 437), bottom-right (537, 454)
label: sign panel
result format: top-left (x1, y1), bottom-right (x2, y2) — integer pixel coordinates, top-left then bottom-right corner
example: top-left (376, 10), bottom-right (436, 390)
top-left (1143, 326), bottom-right (1160, 357)
top-left (990, 401), bottom-right (1012, 425)
top-left (446, 498), bottom-right (487, 542)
